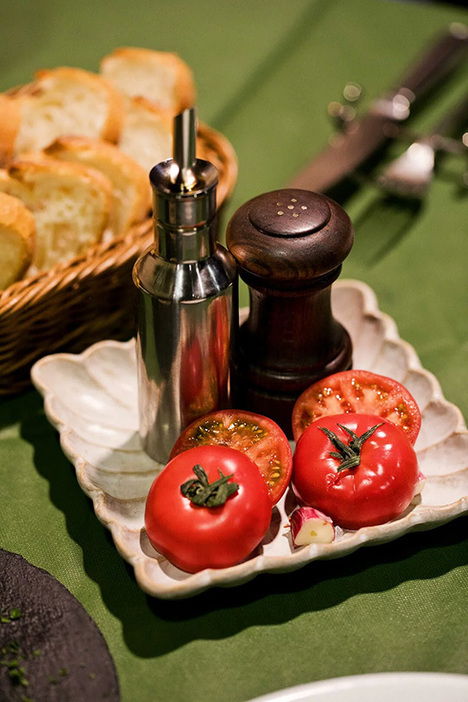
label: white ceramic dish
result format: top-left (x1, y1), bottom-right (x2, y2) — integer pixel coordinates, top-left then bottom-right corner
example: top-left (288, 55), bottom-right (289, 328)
top-left (247, 672), bottom-right (468, 702)
top-left (31, 279), bottom-right (468, 599)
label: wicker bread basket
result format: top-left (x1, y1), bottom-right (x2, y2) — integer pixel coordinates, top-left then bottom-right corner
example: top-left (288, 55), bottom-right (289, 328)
top-left (0, 123), bottom-right (237, 395)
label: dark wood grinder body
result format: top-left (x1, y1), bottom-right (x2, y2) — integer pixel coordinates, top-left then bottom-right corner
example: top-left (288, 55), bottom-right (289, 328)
top-left (226, 189), bottom-right (354, 437)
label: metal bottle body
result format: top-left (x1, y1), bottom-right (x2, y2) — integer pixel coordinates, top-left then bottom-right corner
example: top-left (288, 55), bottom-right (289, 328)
top-left (133, 226), bottom-right (237, 464)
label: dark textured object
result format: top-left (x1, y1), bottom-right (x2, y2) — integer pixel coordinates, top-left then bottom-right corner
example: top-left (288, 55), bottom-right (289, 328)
top-left (0, 548), bottom-right (120, 702)
top-left (226, 189), bottom-right (354, 436)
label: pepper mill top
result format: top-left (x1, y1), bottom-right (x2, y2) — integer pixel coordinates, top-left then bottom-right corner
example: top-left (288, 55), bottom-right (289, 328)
top-left (226, 189), bottom-right (353, 290)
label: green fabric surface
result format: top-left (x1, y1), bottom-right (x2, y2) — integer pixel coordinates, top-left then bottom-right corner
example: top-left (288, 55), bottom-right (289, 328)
top-left (1, 1), bottom-right (468, 701)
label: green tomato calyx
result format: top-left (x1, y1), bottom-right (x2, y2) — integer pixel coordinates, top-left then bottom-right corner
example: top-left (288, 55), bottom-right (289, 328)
top-left (181, 464), bottom-right (239, 507)
top-left (319, 422), bottom-right (384, 472)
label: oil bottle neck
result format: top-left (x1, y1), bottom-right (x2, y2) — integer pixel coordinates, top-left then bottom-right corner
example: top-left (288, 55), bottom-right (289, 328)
top-left (156, 217), bottom-right (217, 263)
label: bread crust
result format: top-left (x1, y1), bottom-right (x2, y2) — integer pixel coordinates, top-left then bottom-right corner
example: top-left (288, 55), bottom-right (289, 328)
top-left (45, 135), bottom-right (151, 235)
top-left (0, 95), bottom-right (21, 167)
top-left (100, 47), bottom-right (196, 114)
top-left (0, 191), bottom-right (35, 289)
top-left (8, 155), bottom-right (113, 198)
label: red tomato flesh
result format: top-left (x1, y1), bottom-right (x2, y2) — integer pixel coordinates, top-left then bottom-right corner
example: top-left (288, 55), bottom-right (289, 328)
top-left (292, 413), bottom-right (419, 530)
top-left (292, 370), bottom-right (421, 445)
top-left (169, 410), bottom-right (293, 505)
top-left (145, 445), bottom-right (272, 573)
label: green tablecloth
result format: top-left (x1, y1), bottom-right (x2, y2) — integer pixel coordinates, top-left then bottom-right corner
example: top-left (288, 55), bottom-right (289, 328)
top-left (1, 1), bottom-right (467, 700)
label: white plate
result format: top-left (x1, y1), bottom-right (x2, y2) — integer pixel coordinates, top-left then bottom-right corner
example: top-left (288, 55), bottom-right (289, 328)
top-left (247, 672), bottom-right (468, 702)
top-left (31, 279), bottom-right (468, 599)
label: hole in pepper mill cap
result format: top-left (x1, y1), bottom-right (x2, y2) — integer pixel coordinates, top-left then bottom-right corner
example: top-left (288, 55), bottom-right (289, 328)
top-left (248, 189), bottom-right (331, 237)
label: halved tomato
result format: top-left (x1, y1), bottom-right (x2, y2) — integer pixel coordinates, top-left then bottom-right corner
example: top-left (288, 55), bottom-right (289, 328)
top-left (169, 410), bottom-right (293, 504)
top-left (291, 370), bottom-right (421, 445)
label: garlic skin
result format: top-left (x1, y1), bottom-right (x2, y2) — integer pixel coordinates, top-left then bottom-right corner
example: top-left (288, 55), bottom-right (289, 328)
top-left (290, 506), bottom-right (335, 546)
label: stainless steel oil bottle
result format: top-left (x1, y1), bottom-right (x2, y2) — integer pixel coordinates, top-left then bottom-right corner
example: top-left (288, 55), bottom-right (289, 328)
top-left (133, 108), bottom-right (237, 463)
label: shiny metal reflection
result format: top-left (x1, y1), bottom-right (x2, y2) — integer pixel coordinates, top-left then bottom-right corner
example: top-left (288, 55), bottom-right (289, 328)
top-left (133, 107), bottom-right (237, 463)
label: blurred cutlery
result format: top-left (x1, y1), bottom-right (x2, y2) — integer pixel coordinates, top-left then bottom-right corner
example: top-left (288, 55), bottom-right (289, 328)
top-left (287, 23), bottom-right (468, 196)
top-left (377, 93), bottom-right (468, 199)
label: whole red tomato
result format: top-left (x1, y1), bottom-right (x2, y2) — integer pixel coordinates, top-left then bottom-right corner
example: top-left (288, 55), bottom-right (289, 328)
top-left (292, 413), bottom-right (419, 530)
top-left (145, 445), bottom-right (272, 573)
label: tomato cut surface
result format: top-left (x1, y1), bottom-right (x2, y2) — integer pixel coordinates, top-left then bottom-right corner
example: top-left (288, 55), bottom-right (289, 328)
top-left (291, 370), bottom-right (421, 445)
top-left (169, 410), bottom-right (293, 504)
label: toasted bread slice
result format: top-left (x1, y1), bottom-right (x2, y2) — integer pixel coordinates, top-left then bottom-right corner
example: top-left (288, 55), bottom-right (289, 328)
top-left (0, 191), bottom-right (36, 289)
top-left (118, 96), bottom-right (173, 174)
top-left (100, 47), bottom-right (195, 115)
top-left (12, 67), bottom-right (125, 157)
top-left (0, 157), bottom-right (112, 271)
top-left (45, 136), bottom-right (151, 237)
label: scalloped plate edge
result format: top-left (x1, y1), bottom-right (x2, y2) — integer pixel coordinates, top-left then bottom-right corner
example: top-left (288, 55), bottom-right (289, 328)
top-left (31, 279), bottom-right (468, 599)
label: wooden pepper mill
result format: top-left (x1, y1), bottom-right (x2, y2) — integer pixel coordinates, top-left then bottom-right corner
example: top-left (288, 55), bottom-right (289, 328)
top-left (226, 188), bottom-right (354, 437)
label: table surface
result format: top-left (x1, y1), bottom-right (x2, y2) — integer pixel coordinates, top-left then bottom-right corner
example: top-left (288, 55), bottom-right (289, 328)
top-left (1, 1), bottom-right (467, 701)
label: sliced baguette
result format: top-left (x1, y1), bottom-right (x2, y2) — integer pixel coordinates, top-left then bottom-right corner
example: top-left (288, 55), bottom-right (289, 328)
top-left (0, 191), bottom-right (35, 289)
top-left (0, 157), bottom-right (112, 271)
top-left (12, 67), bottom-right (125, 157)
top-left (118, 96), bottom-right (173, 174)
top-left (45, 136), bottom-right (151, 237)
top-left (100, 47), bottom-right (195, 114)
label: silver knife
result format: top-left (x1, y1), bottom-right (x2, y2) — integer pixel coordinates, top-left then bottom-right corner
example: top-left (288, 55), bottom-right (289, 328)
top-left (287, 23), bottom-right (468, 193)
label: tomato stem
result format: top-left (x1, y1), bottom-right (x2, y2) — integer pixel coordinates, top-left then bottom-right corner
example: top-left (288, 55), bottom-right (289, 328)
top-left (180, 464), bottom-right (239, 507)
top-left (319, 422), bottom-right (384, 472)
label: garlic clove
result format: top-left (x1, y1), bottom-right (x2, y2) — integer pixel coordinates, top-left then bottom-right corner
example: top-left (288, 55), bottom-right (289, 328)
top-left (290, 506), bottom-right (335, 546)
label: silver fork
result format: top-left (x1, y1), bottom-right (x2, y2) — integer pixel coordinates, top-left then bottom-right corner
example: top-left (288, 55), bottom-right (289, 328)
top-left (377, 93), bottom-right (468, 199)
